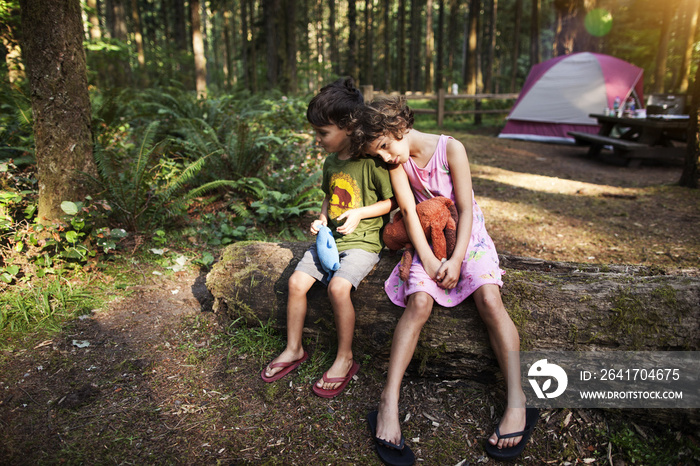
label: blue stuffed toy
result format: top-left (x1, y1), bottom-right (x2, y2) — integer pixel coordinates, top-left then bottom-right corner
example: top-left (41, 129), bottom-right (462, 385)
top-left (316, 225), bottom-right (340, 277)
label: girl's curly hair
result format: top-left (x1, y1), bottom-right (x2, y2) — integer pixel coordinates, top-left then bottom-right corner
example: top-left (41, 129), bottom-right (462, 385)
top-left (349, 96), bottom-right (415, 156)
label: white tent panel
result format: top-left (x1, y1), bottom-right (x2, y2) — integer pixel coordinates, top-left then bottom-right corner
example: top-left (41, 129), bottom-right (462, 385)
top-left (508, 54), bottom-right (607, 125)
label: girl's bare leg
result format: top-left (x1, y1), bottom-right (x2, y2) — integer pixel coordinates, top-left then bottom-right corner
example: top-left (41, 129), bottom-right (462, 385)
top-left (376, 292), bottom-right (434, 446)
top-left (263, 271), bottom-right (316, 378)
top-left (473, 284), bottom-right (527, 450)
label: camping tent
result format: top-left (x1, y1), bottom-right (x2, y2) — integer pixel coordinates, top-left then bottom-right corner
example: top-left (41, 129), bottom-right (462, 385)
top-left (498, 52), bottom-right (644, 143)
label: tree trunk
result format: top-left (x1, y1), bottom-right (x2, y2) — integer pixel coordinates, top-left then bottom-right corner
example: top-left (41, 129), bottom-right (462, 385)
top-left (329, 0), bottom-right (340, 76)
top-left (19, 0), bottom-right (98, 224)
top-left (207, 242), bottom-right (700, 378)
top-left (397, 0), bottom-right (406, 92)
top-left (364, 0), bottom-right (374, 85)
top-left (680, 56), bottom-right (700, 188)
top-left (1, 3), bottom-right (24, 84)
top-left (484, 0), bottom-right (497, 93)
top-left (383, 0), bottom-right (391, 90)
top-left (435, 0), bottom-right (444, 93)
top-left (424, 0), bottom-right (434, 93)
top-left (86, 0), bottom-right (102, 40)
top-left (652, 0), bottom-right (678, 94)
top-left (408, 0), bottom-right (422, 91)
top-left (529, 0), bottom-right (540, 67)
top-left (173, 0), bottom-right (188, 52)
top-left (347, 0), bottom-right (358, 79)
top-left (191, 0), bottom-right (207, 97)
top-left (676, 0), bottom-right (699, 93)
top-left (510, 0), bottom-right (522, 92)
top-left (283, 0), bottom-right (297, 93)
top-left (447, 0), bottom-right (460, 71)
top-left (464, 0), bottom-right (477, 93)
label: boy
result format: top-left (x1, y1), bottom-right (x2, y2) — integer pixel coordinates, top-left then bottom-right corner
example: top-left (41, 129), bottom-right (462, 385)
top-left (261, 77), bottom-right (395, 398)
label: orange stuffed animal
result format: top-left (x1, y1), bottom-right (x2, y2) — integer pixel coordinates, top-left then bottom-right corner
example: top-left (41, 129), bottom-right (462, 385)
top-left (382, 196), bottom-right (458, 282)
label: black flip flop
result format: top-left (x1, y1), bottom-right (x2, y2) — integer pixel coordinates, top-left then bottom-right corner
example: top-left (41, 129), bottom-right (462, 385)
top-left (367, 410), bottom-right (415, 466)
top-left (484, 407), bottom-right (540, 460)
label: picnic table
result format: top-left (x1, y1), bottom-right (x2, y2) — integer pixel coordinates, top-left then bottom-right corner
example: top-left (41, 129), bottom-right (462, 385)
top-left (568, 113), bottom-right (688, 165)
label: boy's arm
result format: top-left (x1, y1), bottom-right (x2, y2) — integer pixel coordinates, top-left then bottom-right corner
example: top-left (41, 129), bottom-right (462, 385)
top-left (311, 195), bottom-right (331, 235)
top-left (335, 197), bottom-right (396, 236)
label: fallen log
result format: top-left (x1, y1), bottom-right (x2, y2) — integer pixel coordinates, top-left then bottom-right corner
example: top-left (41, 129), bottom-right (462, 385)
top-left (206, 241), bottom-right (700, 431)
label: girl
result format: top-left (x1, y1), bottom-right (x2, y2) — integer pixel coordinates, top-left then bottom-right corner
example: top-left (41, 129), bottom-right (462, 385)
top-left (352, 97), bottom-right (538, 463)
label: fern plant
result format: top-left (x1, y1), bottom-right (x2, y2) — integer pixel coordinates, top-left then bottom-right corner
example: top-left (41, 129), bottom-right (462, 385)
top-left (91, 121), bottom-right (212, 232)
top-left (189, 172), bottom-right (323, 227)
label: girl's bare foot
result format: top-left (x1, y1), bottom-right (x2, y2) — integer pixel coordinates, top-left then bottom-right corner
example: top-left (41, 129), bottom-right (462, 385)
top-left (488, 406), bottom-right (526, 449)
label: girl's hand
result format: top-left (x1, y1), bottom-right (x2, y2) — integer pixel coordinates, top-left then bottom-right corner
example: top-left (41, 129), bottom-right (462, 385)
top-left (335, 209), bottom-right (362, 235)
top-left (435, 258), bottom-right (461, 289)
top-left (310, 219), bottom-right (326, 235)
top-left (422, 256), bottom-right (444, 282)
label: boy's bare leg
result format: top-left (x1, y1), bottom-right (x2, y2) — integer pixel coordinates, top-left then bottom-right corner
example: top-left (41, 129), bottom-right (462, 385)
top-left (376, 292), bottom-right (434, 446)
top-left (473, 284), bottom-right (527, 450)
top-left (263, 271), bottom-right (316, 378)
top-left (316, 276), bottom-right (356, 390)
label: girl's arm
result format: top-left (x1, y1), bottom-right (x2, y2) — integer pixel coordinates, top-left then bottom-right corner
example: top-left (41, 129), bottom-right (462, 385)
top-left (335, 197), bottom-right (397, 235)
top-left (389, 164), bottom-right (444, 280)
top-left (435, 138), bottom-right (474, 289)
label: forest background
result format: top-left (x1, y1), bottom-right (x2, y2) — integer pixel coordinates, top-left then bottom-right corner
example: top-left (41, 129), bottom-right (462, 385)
top-left (1, 0), bottom-right (700, 464)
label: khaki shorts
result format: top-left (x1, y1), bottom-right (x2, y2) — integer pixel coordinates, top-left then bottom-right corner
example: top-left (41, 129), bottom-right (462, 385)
top-left (295, 244), bottom-right (380, 289)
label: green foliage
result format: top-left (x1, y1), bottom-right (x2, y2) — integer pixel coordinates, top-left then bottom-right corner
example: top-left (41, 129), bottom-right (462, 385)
top-left (0, 79), bottom-right (34, 166)
top-left (0, 277), bottom-right (99, 347)
top-left (606, 425), bottom-right (700, 464)
top-left (91, 121), bottom-right (213, 232)
top-left (218, 318), bottom-right (285, 366)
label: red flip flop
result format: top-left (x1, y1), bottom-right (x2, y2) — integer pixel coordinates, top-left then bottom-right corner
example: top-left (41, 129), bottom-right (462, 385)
top-left (260, 351), bottom-right (309, 382)
top-left (312, 360), bottom-right (360, 398)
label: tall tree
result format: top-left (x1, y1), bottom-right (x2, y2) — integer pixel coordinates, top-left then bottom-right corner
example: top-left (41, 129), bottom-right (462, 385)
top-left (680, 56), bottom-right (700, 188)
top-left (510, 0), bottom-right (522, 92)
top-left (173, 0), bottom-right (188, 51)
top-left (329, 0), bottom-right (340, 75)
top-left (86, 0), bottom-right (102, 40)
top-left (191, 0), bottom-right (207, 97)
top-left (397, 0), bottom-right (407, 91)
top-left (552, 0), bottom-right (597, 56)
top-left (408, 0), bottom-right (422, 91)
top-left (676, 0), bottom-right (700, 93)
top-left (1, 0), bottom-right (24, 83)
top-left (18, 0), bottom-right (98, 224)
top-left (447, 0), bottom-right (460, 70)
top-left (463, 0), bottom-right (478, 93)
top-left (424, 0), bottom-right (434, 92)
top-left (530, 0), bottom-right (540, 66)
top-left (383, 0), bottom-right (391, 89)
top-left (347, 0), bottom-right (358, 79)
top-left (436, 0), bottom-right (445, 92)
top-left (364, 0), bottom-right (374, 85)
top-left (284, 0), bottom-right (297, 92)
top-left (484, 0), bottom-right (497, 92)
top-left (652, 0), bottom-right (682, 93)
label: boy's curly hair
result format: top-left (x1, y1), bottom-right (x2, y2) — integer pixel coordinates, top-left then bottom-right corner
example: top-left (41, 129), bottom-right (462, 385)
top-left (349, 96), bottom-right (415, 156)
top-left (306, 77), bottom-right (364, 129)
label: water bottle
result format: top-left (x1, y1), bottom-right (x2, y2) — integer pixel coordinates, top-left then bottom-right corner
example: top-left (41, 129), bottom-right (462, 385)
top-left (613, 97), bottom-right (621, 116)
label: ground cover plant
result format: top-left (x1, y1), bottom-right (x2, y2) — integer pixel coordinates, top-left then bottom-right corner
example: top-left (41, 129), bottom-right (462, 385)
top-left (1, 89), bottom-right (699, 464)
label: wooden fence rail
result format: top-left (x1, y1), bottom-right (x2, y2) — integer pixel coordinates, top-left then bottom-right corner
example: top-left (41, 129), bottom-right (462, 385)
top-left (361, 85), bottom-right (519, 127)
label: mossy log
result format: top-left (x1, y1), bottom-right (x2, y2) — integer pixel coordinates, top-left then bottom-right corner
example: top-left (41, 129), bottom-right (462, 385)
top-left (206, 241), bottom-right (700, 431)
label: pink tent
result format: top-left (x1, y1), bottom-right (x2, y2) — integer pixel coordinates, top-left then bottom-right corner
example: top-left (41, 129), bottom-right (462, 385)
top-left (498, 52), bottom-right (644, 143)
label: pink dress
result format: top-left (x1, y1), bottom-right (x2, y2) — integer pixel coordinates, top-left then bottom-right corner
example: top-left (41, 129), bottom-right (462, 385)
top-left (385, 135), bottom-right (504, 307)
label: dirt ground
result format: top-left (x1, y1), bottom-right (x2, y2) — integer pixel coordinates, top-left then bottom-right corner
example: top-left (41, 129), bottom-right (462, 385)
top-left (1, 134), bottom-right (699, 465)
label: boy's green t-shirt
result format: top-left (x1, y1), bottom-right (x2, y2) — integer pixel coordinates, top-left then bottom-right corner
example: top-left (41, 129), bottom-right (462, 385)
top-left (321, 154), bottom-right (394, 254)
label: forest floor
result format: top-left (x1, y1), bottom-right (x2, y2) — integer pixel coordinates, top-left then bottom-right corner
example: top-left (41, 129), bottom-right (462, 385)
top-left (2, 131), bottom-right (699, 465)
